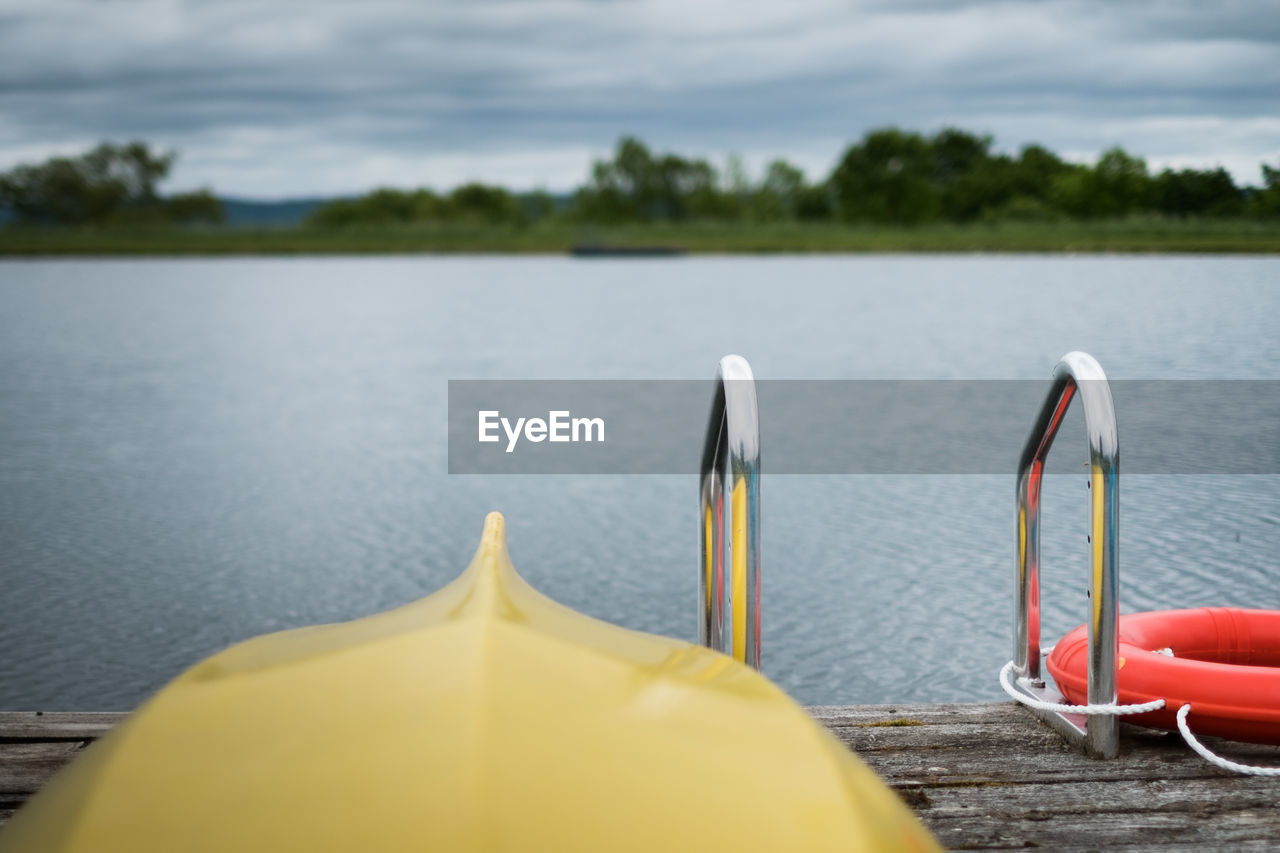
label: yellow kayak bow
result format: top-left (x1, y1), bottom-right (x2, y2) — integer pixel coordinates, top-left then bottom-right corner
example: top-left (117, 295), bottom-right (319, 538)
top-left (1, 512), bottom-right (938, 852)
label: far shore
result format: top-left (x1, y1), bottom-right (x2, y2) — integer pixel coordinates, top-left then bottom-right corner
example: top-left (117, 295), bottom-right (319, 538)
top-left (3, 220), bottom-right (1280, 256)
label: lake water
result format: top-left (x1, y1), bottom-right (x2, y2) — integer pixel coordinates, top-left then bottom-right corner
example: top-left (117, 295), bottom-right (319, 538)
top-left (1, 255), bottom-right (1278, 709)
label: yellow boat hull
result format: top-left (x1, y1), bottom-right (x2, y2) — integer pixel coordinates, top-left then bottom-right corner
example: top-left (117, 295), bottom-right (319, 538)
top-left (1, 513), bottom-right (937, 852)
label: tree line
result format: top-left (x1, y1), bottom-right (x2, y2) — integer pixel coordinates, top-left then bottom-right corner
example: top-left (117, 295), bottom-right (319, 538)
top-left (3, 130), bottom-right (1279, 228)
top-left (310, 129), bottom-right (1280, 227)
top-left (0, 142), bottom-right (223, 226)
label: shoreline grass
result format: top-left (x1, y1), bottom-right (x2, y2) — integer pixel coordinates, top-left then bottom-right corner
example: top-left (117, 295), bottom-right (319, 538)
top-left (3, 219), bottom-right (1280, 256)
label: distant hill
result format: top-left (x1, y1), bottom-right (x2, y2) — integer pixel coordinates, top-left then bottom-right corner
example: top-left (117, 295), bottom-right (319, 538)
top-left (218, 197), bottom-right (338, 227)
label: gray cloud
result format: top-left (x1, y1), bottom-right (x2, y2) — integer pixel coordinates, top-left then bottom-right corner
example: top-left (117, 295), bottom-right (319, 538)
top-left (1, 0), bottom-right (1277, 196)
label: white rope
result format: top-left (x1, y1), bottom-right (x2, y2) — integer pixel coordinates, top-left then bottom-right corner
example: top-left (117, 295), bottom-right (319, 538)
top-left (999, 660), bottom-right (1167, 716)
top-left (1001, 660), bottom-right (1280, 776)
top-left (1175, 705), bottom-right (1280, 777)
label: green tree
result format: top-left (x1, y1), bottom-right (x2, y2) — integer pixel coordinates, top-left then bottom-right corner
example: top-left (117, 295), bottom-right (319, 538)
top-left (1094, 147), bottom-right (1154, 214)
top-left (572, 137), bottom-right (734, 222)
top-left (305, 198), bottom-right (360, 227)
top-left (1000, 144), bottom-right (1081, 217)
top-left (749, 159), bottom-right (807, 221)
top-left (794, 182), bottom-right (834, 221)
top-left (354, 188), bottom-right (417, 223)
top-left (944, 158), bottom-right (1021, 221)
top-left (572, 137), bottom-right (651, 222)
top-left (719, 153), bottom-right (750, 219)
top-left (0, 141), bottom-right (190, 225)
top-left (1014, 145), bottom-right (1076, 194)
top-left (931, 129), bottom-right (992, 183)
top-left (1247, 163), bottom-right (1280, 218)
top-left (163, 190), bottom-right (226, 224)
top-left (1153, 167), bottom-right (1244, 218)
top-left (447, 183), bottom-right (525, 225)
top-left (930, 129), bottom-right (1011, 221)
top-left (677, 156), bottom-right (733, 219)
top-left (517, 189), bottom-right (556, 222)
top-left (1053, 147), bottom-right (1153, 218)
top-left (306, 188), bottom-right (443, 227)
top-left (829, 129), bottom-right (940, 224)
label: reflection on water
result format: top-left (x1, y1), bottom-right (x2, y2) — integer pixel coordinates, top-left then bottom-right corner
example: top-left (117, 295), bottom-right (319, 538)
top-left (1, 255), bottom-right (1278, 708)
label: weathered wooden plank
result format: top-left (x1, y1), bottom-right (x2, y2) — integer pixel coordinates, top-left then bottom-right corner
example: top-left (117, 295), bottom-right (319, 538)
top-left (928, 810), bottom-right (1280, 852)
top-left (841, 735), bottom-right (1279, 784)
top-left (1, 704), bottom-right (1278, 850)
top-left (916, 777), bottom-right (1278, 848)
top-left (821, 703), bottom-right (1280, 780)
top-left (824, 703), bottom-right (1280, 850)
top-left (918, 774), bottom-right (1277, 818)
top-left (1040, 845), bottom-right (1279, 853)
top-left (0, 742), bottom-right (87, 794)
top-left (0, 712), bottom-right (123, 741)
top-left (809, 702), bottom-right (998, 723)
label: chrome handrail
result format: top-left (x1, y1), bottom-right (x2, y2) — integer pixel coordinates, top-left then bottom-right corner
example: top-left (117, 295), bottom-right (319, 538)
top-left (1013, 351), bottom-right (1120, 758)
top-left (699, 355), bottom-right (761, 669)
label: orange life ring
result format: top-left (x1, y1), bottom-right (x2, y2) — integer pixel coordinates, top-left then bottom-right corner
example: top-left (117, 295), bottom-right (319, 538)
top-left (1045, 608), bottom-right (1280, 745)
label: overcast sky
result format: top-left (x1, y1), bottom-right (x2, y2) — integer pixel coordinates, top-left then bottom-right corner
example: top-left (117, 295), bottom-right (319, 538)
top-left (2, 0), bottom-right (1277, 198)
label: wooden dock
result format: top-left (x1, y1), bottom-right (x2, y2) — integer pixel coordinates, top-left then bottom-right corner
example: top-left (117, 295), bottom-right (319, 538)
top-left (3, 703), bottom-right (1278, 850)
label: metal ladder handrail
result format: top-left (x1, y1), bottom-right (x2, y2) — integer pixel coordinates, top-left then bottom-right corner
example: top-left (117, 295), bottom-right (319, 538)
top-left (1013, 351), bottom-right (1120, 758)
top-left (699, 355), bottom-right (761, 669)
